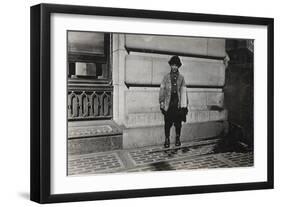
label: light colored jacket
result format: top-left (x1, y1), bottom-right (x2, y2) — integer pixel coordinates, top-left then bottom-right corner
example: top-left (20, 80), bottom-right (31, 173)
top-left (159, 73), bottom-right (188, 111)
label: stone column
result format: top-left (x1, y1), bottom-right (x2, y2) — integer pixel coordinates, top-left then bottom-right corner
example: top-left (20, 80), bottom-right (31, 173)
top-left (112, 34), bottom-right (127, 126)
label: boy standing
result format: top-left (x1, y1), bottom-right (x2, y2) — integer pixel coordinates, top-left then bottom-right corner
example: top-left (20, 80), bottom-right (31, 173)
top-left (159, 56), bottom-right (188, 148)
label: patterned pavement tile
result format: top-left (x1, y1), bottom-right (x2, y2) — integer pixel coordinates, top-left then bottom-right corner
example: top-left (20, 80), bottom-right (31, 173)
top-left (128, 143), bottom-right (217, 166)
top-left (219, 152), bottom-right (254, 167)
top-left (68, 152), bottom-right (124, 175)
top-left (67, 138), bottom-right (254, 176)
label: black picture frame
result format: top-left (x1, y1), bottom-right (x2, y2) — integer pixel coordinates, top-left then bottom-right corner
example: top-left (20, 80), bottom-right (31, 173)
top-left (30, 3), bottom-right (274, 204)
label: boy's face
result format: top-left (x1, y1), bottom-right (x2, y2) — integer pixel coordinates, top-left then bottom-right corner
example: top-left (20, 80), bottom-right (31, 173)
top-left (170, 64), bottom-right (179, 73)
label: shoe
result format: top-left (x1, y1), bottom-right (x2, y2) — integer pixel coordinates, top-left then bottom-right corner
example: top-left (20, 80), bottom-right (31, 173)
top-left (164, 137), bottom-right (170, 148)
top-left (175, 136), bottom-right (181, 147)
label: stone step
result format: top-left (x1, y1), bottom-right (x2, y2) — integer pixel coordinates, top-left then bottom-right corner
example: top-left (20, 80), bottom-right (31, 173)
top-left (68, 119), bottom-right (122, 138)
top-left (68, 120), bottom-right (123, 155)
top-left (68, 135), bottom-right (123, 156)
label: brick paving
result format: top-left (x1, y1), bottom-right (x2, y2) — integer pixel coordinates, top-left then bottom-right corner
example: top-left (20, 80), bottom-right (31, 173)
top-left (68, 152), bottom-right (124, 175)
top-left (219, 152), bottom-right (254, 167)
top-left (127, 154), bottom-right (229, 172)
top-left (67, 138), bottom-right (253, 176)
top-left (128, 139), bottom-right (218, 166)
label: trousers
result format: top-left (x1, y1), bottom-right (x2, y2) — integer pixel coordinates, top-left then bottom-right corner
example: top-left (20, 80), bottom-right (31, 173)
top-left (164, 106), bottom-right (182, 138)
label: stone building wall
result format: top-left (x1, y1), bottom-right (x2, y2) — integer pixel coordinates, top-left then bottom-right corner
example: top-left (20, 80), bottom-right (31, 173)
top-left (112, 34), bottom-right (228, 148)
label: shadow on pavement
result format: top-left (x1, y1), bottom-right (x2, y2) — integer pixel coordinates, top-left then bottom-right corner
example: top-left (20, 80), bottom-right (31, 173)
top-left (213, 122), bottom-right (253, 154)
top-left (149, 161), bottom-right (174, 171)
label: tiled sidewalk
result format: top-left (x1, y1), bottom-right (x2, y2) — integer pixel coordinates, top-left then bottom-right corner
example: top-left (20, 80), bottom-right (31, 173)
top-left (67, 138), bottom-right (253, 176)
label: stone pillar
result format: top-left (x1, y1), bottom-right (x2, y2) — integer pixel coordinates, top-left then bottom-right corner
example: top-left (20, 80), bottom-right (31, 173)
top-left (112, 34), bottom-right (127, 126)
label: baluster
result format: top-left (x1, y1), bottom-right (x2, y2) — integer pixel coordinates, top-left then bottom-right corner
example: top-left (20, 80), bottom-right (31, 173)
top-left (108, 92), bottom-right (113, 117)
top-left (103, 92), bottom-right (110, 116)
top-left (68, 92), bottom-right (74, 118)
top-left (80, 91), bottom-right (89, 117)
top-left (77, 92), bottom-right (82, 118)
top-left (72, 92), bottom-right (79, 118)
top-left (89, 92), bottom-right (94, 117)
top-left (100, 92), bottom-right (106, 117)
top-left (93, 92), bottom-right (99, 117)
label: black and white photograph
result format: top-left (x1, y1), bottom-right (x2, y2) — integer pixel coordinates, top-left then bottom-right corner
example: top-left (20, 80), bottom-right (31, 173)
top-left (29, 3), bottom-right (273, 204)
top-left (67, 31), bottom-right (254, 176)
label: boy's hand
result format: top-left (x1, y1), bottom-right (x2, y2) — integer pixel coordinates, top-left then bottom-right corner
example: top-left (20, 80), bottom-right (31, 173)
top-left (160, 102), bottom-right (165, 109)
top-left (182, 107), bottom-right (188, 115)
top-left (160, 108), bottom-right (166, 115)
top-left (160, 102), bottom-right (166, 115)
